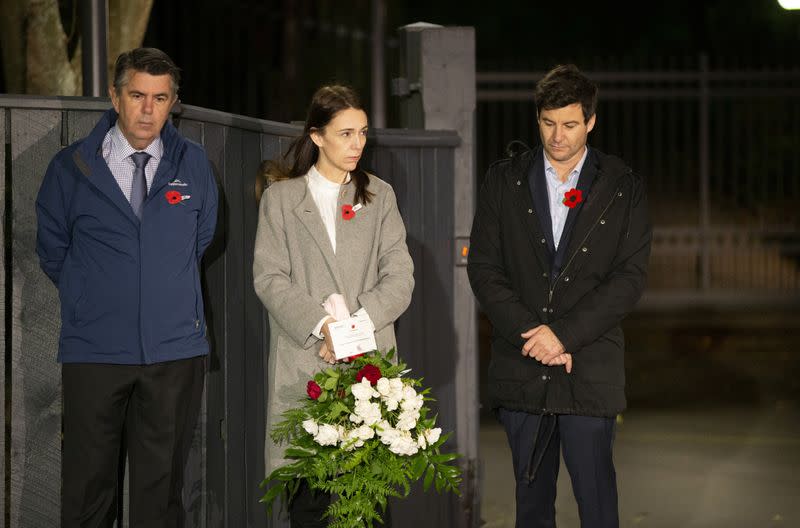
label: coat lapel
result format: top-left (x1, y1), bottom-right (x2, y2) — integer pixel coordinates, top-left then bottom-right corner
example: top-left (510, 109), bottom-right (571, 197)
top-left (73, 148), bottom-right (141, 226)
top-left (293, 184), bottom-right (346, 292)
top-left (561, 149), bottom-right (614, 261)
top-left (555, 149), bottom-right (599, 262)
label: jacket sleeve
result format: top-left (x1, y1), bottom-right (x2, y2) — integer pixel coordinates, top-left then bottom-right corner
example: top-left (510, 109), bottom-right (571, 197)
top-left (356, 186), bottom-right (415, 332)
top-left (467, 166), bottom-right (538, 348)
top-left (252, 185), bottom-right (330, 349)
top-left (548, 175), bottom-right (652, 354)
top-left (35, 157), bottom-right (70, 286)
top-left (196, 156), bottom-right (219, 260)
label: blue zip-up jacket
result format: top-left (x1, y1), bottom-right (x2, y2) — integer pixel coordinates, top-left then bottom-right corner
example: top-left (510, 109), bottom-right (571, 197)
top-left (36, 109), bottom-right (219, 364)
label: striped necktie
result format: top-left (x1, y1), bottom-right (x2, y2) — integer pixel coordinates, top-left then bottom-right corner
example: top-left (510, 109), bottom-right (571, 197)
top-left (130, 151), bottom-right (151, 219)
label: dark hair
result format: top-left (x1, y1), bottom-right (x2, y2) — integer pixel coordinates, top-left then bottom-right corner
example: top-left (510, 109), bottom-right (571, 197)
top-left (534, 64), bottom-right (597, 123)
top-left (113, 47), bottom-right (181, 97)
top-left (266, 84), bottom-right (374, 205)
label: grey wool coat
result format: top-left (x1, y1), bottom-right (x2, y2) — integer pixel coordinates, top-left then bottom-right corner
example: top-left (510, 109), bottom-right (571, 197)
top-left (253, 173), bottom-right (414, 474)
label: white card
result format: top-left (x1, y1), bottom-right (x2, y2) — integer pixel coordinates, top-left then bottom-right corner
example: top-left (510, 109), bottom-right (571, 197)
top-left (327, 312), bottom-right (378, 360)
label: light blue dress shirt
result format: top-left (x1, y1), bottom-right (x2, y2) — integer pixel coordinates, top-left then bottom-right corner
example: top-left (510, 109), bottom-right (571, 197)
top-left (544, 147), bottom-right (589, 250)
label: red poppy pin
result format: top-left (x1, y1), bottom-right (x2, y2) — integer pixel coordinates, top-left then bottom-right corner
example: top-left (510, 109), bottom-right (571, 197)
top-left (165, 190), bottom-right (183, 205)
top-left (342, 204), bottom-right (355, 220)
top-left (563, 188), bottom-right (583, 209)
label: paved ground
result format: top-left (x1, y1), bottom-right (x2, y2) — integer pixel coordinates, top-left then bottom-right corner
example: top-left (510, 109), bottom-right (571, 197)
top-left (478, 401), bottom-right (800, 527)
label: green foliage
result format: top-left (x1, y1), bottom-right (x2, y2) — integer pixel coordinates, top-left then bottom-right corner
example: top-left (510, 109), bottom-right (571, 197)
top-left (260, 349), bottom-right (461, 527)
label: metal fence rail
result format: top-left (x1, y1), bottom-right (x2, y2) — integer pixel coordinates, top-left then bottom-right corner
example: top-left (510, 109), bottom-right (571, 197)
top-left (476, 59), bottom-right (800, 307)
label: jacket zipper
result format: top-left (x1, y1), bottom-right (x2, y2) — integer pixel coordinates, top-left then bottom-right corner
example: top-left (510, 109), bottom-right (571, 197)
top-left (547, 186), bottom-right (622, 306)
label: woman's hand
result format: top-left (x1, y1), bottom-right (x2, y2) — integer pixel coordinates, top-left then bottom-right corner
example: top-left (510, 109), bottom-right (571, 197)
top-left (319, 317), bottom-right (337, 364)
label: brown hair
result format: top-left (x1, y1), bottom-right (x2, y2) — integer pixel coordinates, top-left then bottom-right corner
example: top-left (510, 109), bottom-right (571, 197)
top-left (264, 85), bottom-right (374, 205)
top-left (534, 64), bottom-right (598, 123)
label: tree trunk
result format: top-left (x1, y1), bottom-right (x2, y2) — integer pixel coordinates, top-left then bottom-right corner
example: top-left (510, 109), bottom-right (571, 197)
top-left (0, 0), bottom-right (153, 96)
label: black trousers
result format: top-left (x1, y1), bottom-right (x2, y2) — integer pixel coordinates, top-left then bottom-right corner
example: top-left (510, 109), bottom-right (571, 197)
top-left (288, 480), bottom-right (393, 528)
top-left (61, 356), bottom-right (206, 528)
top-left (497, 408), bottom-right (619, 528)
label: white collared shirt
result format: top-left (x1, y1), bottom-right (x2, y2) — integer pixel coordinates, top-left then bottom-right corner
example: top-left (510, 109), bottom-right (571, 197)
top-left (544, 147), bottom-right (588, 250)
top-left (102, 125), bottom-right (163, 202)
top-left (306, 165), bottom-right (349, 253)
top-left (305, 166), bottom-right (371, 339)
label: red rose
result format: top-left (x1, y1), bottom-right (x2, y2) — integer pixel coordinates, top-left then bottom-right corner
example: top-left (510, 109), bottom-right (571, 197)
top-left (165, 190), bottom-right (183, 204)
top-left (563, 188), bottom-right (583, 209)
top-left (306, 380), bottom-right (322, 400)
top-left (355, 364), bottom-right (381, 385)
top-left (342, 204), bottom-right (355, 220)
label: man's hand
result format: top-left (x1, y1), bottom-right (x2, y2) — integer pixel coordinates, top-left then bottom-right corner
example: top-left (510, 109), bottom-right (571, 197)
top-left (319, 317), bottom-right (337, 364)
top-left (545, 352), bottom-right (573, 373)
top-left (521, 325), bottom-right (566, 365)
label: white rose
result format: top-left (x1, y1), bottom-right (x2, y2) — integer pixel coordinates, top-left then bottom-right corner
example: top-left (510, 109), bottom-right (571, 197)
top-left (376, 421), bottom-right (400, 445)
top-left (424, 427), bottom-right (442, 445)
top-left (355, 400), bottom-right (382, 426)
top-left (313, 424), bottom-right (340, 446)
top-left (389, 433), bottom-right (419, 456)
top-left (349, 412), bottom-right (364, 424)
top-left (376, 377), bottom-right (392, 396)
top-left (389, 378), bottom-right (404, 392)
top-left (402, 385), bottom-right (417, 401)
top-left (302, 419), bottom-right (319, 436)
top-left (396, 409), bottom-right (420, 431)
top-left (351, 379), bottom-right (378, 400)
top-left (401, 394), bottom-right (424, 411)
top-left (354, 425), bottom-right (375, 441)
top-left (383, 397), bottom-right (399, 411)
top-left (341, 429), bottom-right (365, 451)
top-left (417, 434), bottom-right (427, 449)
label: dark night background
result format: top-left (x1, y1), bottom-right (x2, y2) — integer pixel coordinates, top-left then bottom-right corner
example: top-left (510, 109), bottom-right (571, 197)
top-left (141, 0), bottom-right (800, 127)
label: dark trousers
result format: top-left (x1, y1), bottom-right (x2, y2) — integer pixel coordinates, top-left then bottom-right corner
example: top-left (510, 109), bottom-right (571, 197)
top-left (288, 480), bottom-right (393, 528)
top-left (61, 356), bottom-right (206, 528)
top-left (497, 408), bottom-right (619, 528)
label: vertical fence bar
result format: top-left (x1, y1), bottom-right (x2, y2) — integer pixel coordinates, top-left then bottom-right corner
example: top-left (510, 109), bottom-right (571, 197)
top-left (699, 54), bottom-right (711, 291)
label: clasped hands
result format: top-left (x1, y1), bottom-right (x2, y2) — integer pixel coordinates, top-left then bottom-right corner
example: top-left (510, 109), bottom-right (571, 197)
top-left (521, 325), bottom-right (572, 373)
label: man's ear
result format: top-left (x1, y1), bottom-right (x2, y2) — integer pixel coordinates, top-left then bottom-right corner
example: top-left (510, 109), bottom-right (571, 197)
top-left (586, 113), bottom-right (596, 133)
top-left (109, 86), bottom-right (119, 112)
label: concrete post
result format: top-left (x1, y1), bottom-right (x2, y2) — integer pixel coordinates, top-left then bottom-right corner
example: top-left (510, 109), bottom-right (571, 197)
top-left (396, 23), bottom-right (479, 528)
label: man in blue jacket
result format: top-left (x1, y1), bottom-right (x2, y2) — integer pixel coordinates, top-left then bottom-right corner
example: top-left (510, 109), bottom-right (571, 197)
top-left (36, 48), bottom-right (218, 527)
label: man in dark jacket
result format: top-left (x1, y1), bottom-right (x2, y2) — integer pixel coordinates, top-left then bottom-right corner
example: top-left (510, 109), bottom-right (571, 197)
top-left (36, 48), bottom-right (218, 527)
top-left (468, 64), bottom-right (651, 527)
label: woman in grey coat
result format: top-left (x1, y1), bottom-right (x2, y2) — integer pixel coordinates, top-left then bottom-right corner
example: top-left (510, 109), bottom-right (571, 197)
top-left (253, 85), bottom-right (414, 527)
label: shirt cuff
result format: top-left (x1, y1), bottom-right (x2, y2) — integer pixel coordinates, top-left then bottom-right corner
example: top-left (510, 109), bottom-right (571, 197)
top-left (312, 316), bottom-right (330, 340)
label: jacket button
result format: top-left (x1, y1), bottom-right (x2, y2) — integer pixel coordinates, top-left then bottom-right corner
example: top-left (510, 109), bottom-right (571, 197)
top-left (542, 272), bottom-right (548, 278)
top-left (548, 308), bottom-right (553, 313)
top-left (542, 307), bottom-right (547, 312)
top-left (600, 219), bottom-right (606, 225)
top-left (541, 238), bottom-right (546, 243)
top-left (195, 320), bottom-right (200, 329)
top-left (541, 375), bottom-right (548, 381)
top-left (516, 180), bottom-right (521, 186)
top-left (618, 192), bottom-right (623, 197)
top-left (582, 247), bottom-right (588, 253)
top-left (528, 208), bottom-right (533, 214)
top-left (564, 276), bottom-right (570, 282)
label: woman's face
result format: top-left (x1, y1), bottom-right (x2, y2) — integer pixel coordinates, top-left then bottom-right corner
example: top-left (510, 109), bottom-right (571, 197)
top-left (311, 107), bottom-right (368, 181)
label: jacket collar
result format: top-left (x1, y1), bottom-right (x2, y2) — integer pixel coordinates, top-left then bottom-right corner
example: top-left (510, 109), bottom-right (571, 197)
top-left (293, 178), bottom-right (347, 293)
top-left (73, 108), bottom-right (185, 225)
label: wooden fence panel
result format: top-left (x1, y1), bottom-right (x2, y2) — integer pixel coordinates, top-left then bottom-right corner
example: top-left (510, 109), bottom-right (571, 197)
top-left (9, 109), bottom-right (62, 527)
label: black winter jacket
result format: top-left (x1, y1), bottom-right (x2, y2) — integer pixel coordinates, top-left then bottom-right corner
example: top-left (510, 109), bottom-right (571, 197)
top-left (468, 146), bottom-right (651, 417)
